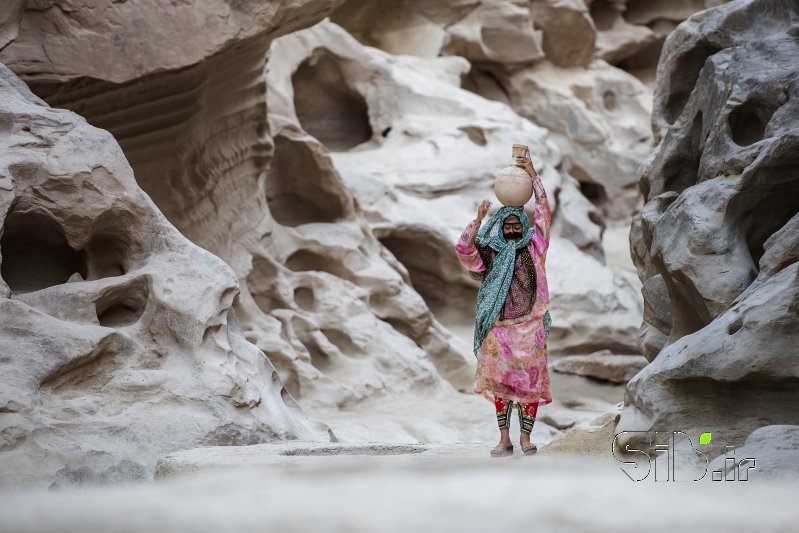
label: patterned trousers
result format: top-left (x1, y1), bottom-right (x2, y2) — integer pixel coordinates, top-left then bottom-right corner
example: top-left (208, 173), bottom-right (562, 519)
top-left (494, 396), bottom-right (540, 434)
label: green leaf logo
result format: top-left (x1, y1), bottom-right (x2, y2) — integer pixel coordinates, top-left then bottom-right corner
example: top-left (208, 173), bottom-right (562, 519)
top-left (699, 432), bottom-right (712, 445)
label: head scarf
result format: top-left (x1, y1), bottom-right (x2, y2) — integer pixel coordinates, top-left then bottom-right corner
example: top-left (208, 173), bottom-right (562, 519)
top-left (472, 205), bottom-right (534, 356)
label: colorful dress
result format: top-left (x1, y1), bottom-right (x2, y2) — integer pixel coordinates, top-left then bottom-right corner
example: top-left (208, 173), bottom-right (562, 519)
top-left (454, 175), bottom-right (553, 407)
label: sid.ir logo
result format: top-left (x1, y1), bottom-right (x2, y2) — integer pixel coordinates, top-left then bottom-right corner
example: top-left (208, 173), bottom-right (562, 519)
top-left (612, 431), bottom-right (756, 482)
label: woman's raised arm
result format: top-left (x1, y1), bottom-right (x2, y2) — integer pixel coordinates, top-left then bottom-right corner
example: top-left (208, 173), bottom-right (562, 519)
top-left (515, 151), bottom-right (550, 255)
top-left (454, 200), bottom-right (491, 272)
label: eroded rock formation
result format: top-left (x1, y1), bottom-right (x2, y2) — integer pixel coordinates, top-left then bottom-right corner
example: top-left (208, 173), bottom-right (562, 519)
top-left (0, 0), bottom-right (748, 489)
top-left (590, 0), bottom-right (728, 76)
top-left (0, 0), bottom-right (360, 487)
top-left (617, 0), bottom-right (799, 466)
top-left (0, 65), bottom-right (321, 488)
top-left (267, 19), bottom-right (644, 357)
top-left (328, 1), bottom-right (731, 223)
top-left (0, 0), bottom-right (491, 463)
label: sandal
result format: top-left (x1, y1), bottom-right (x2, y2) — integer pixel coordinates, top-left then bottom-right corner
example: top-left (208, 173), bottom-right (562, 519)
top-left (521, 442), bottom-right (537, 456)
top-left (490, 443), bottom-right (514, 457)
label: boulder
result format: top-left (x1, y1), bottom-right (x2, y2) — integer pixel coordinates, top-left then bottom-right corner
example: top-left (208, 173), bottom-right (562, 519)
top-left (552, 350), bottom-right (648, 382)
top-left (706, 425), bottom-right (799, 481)
top-left (531, 0), bottom-right (596, 67)
top-left (540, 401), bottom-right (623, 457)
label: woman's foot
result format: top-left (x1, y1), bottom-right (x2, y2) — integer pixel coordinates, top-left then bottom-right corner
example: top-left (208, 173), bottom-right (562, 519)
top-left (490, 433), bottom-right (514, 457)
top-left (490, 439), bottom-right (513, 457)
top-left (520, 433), bottom-right (537, 455)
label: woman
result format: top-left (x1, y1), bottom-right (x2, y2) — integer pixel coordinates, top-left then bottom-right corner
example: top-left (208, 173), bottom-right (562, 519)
top-left (454, 150), bottom-right (552, 457)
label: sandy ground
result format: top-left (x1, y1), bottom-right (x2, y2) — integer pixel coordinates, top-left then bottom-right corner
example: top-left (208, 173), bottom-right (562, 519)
top-left (1, 441), bottom-right (795, 532)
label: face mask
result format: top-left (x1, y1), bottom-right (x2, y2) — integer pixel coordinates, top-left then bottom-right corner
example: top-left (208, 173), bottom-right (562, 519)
top-left (504, 231), bottom-right (523, 240)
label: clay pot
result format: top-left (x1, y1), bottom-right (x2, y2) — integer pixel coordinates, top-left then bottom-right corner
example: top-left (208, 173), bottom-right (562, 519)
top-left (494, 165), bottom-right (533, 206)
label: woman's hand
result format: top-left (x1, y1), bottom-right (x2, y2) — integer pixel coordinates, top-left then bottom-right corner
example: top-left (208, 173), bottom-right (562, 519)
top-left (515, 150), bottom-right (538, 179)
top-left (476, 199), bottom-right (491, 224)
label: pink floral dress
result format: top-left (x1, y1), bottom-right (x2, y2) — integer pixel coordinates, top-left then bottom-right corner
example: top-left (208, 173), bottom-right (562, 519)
top-left (454, 176), bottom-right (553, 406)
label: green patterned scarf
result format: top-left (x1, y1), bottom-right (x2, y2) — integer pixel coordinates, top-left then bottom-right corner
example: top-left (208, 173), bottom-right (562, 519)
top-left (473, 206), bottom-right (534, 356)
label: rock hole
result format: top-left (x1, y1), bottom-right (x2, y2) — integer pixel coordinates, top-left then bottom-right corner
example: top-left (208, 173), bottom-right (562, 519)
top-left (256, 120), bottom-right (267, 139)
top-left (98, 304), bottom-right (141, 328)
top-left (569, 164), bottom-right (609, 209)
top-left (377, 236), bottom-right (447, 316)
top-left (280, 376), bottom-right (301, 401)
top-left (728, 152), bottom-right (799, 269)
top-left (292, 48), bottom-right (373, 151)
top-left (83, 196), bottom-right (136, 281)
top-left (663, 268), bottom-right (710, 339)
top-left (577, 180), bottom-right (607, 206)
top-left (0, 111), bottom-right (13, 136)
top-left (293, 322), bottom-right (333, 372)
top-left (378, 229), bottom-right (476, 331)
top-left (602, 90), bottom-right (617, 111)
top-left (460, 66), bottom-right (511, 103)
top-left (307, 343), bottom-right (330, 372)
top-left (247, 256), bottom-right (291, 313)
top-left (252, 292), bottom-right (290, 314)
top-left (459, 126), bottom-right (487, 146)
top-left (727, 317), bottom-right (743, 335)
top-left (729, 100), bottom-right (775, 146)
top-left (95, 280), bottom-right (149, 328)
top-left (0, 209), bottom-right (87, 293)
top-left (590, 0), bottom-right (619, 32)
top-left (201, 324), bottom-right (224, 346)
top-left (86, 233), bottom-right (128, 280)
top-left (270, 350), bottom-right (301, 400)
top-left (663, 40), bottom-right (721, 124)
top-left (285, 249), bottom-right (354, 281)
top-left (321, 327), bottom-right (364, 358)
top-left (378, 316), bottom-right (419, 344)
top-left (662, 112), bottom-right (703, 194)
top-left (623, 0), bottom-right (667, 25)
top-left (293, 286), bottom-right (316, 311)
top-left (266, 133), bottom-right (350, 226)
top-left (617, 37), bottom-right (667, 71)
